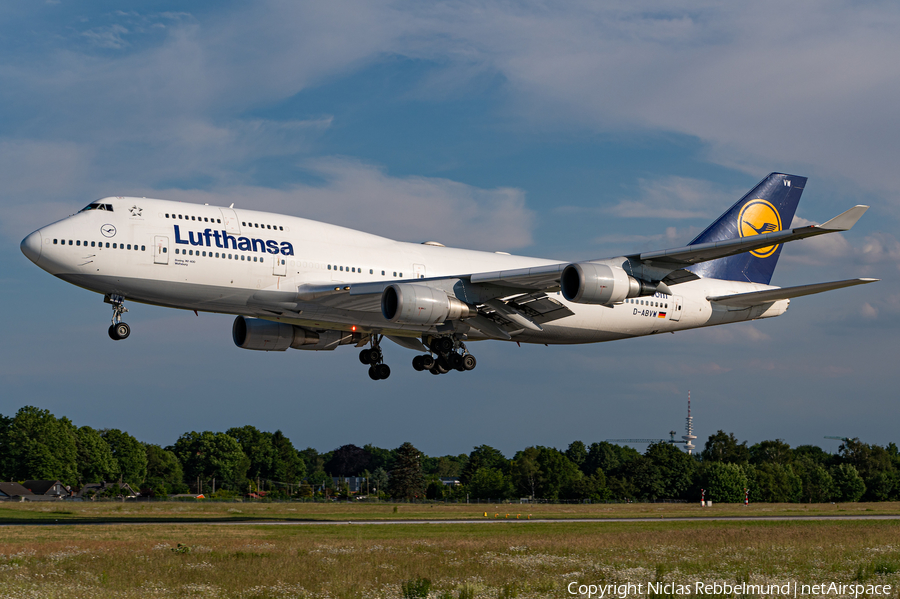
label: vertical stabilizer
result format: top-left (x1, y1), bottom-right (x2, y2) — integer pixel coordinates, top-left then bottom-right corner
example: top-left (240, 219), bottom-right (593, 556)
top-left (687, 173), bottom-right (806, 284)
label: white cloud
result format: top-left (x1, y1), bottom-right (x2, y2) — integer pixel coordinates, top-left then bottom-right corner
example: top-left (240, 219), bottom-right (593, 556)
top-left (138, 157), bottom-right (535, 250)
top-left (606, 176), bottom-right (734, 219)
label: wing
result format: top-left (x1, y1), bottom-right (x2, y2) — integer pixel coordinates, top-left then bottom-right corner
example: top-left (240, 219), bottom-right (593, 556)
top-left (248, 205), bottom-right (870, 339)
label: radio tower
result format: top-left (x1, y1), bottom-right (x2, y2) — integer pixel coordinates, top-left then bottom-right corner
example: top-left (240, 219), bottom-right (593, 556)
top-left (682, 392), bottom-right (697, 454)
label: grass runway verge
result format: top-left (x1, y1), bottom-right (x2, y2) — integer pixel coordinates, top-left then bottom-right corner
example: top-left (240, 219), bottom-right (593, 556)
top-left (1, 503), bottom-right (899, 598)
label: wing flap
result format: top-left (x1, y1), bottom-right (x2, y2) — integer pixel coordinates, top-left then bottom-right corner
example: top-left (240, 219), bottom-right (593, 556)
top-left (708, 278), bottom-right (878, 307)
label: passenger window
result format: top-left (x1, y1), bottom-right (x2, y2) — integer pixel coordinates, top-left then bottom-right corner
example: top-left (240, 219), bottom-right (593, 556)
top-left (165, 214), bottom-right (169, 218)
top-left (328, 265), bottom-right (331, 270)
top-left (127, 244), bottom-right (131, 250)
top-left (141, 245), bottom-right (145, 251)
top-left (105, 243), bottom-right (110, 248)
top-left (163, 247), bottom-right (167, 253)
top-left (204, 217), bottom-right (208, 222)
top-left (53, 239), bottom-right (58, 244)
top-left (267, 224), bottom-right (271, 229)
top-left (254, 223), bottom-right (259, 228)
top-left (91, 241), bottom-right (95, 247)
top-left (382, 270), bottom-right (385, 275)
top-left (217, 219), bottom-right (221, 223)
top-left (76, 240), bottom-right (81, 246)
top-left (178, 214), bottom-right (183, 219)
top-left (241, 255), bottom-right (245, 261)
top-left (279, 226), bottom-right (283, 231)
top-left (191, 216), bottom-right (196, 221)
top-left (370, 269), bottom-right (373, 274)
top-left (68, 240), bottom-right (73, 245)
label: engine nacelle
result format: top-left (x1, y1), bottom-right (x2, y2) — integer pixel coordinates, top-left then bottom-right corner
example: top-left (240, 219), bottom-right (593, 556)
top-left (232, 316), bottom-right (320, 351)
top-left (560, 262), bottom-right (647, 305)
top-left (382, 284), bottom-right (476, 325)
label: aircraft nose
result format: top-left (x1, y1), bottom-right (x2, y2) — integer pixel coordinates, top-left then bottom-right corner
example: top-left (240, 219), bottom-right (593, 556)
top-left (21, 229), bottom-right (43, 265)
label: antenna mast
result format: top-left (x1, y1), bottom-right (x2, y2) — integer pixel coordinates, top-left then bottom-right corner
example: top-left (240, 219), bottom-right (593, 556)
top-left (682, 391), bottom-right (697, 455)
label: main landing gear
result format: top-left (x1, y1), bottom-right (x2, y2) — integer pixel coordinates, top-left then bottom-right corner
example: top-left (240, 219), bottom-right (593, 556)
top-left (412, 335), bottom-right (477, 376)
top-left (105, 294), bottom-right (131, 341)
top-left (359, 334), bottom-right (391, 381)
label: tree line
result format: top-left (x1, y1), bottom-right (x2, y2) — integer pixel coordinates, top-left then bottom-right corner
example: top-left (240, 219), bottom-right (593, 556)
top-left (2, 406), bottom-right (898, 502)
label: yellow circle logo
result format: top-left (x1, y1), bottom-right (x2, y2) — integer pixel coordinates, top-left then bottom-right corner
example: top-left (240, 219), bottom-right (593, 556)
top-left (738, 199), bottom-right (782, 258)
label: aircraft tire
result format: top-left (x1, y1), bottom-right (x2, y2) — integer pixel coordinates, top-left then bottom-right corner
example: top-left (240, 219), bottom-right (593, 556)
top-left (463, 354), bottom-right (477, 371)
top-left (429, 367), bottom-right (441, 375)
top-left (421, 355), bottom-right (435, 370)
top-left (109, 322), bottom-right (130, 340)
top-left (359, 349), bottom-right (371, 364)
top-left (436, 337), bottom-right (454, 353)
top-left (435, 357), bottom-right (450, 374)
top-left (368, 365), bottom-right (380, 380)
top-left (412, 355), bottom-right (425, 371)
top-left (375, 364), bottom-right (391, 380)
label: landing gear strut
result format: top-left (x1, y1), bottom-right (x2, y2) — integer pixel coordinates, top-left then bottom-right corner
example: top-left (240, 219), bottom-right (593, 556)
top-left (105, 294), bottom-right (130, 341)
top-left (359, 334), bottom-right (391, 380)
top-left (412, 335), bottom-right (476, 375)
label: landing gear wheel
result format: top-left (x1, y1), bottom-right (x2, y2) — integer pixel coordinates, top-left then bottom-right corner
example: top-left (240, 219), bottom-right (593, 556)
top-left (364, 347), bottom-right (382, 364)
top-left (448, 353), bottom-right (464, 371)
top-left (375, 364), bottom-right (391, 380)
top-left (412, 355), bottom-right (425, 371)
top-left (368, 365), bottom-right (380, 380)
top-left (436, 337), bottom-right (454, 353)
top-left (462, 354), bottom-right (477, 371)
top-left (108, 322), bottom-right (130, 340)
top-left (360, 349), bottom-right (372, 365)
top-left (429, 367), bottom-right (441, 375)
top-left (421, 355), bottom-right (435, 370)
top-left (435, 357), bottom-right (450, 374)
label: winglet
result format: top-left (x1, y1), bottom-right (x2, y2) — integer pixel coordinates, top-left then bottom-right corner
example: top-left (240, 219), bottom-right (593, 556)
top-left (818, 205), bottom-right (869, 231)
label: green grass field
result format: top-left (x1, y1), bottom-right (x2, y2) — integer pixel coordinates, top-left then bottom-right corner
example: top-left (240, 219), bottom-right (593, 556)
top-left (1, 502), bottom-right (899, 598)
top-left (2, 500), bottom-right (900, 525)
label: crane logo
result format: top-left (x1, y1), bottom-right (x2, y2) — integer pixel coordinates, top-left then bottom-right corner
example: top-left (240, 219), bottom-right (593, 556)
top-left (739, 199), bottom-right (782, 258)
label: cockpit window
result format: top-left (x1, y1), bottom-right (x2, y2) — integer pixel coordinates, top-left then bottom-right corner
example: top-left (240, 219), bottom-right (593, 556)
top-left (79, 202), bottom-right (114, 212)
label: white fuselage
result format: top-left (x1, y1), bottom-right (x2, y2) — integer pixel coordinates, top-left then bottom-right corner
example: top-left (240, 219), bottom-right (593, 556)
top-left (21, 196), bottom-right (788, 346)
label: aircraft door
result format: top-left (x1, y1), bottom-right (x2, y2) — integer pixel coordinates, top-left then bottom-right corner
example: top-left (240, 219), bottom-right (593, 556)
top-left (414, 263), bottom-right (426, 279)
top-left (669, 296), bottom-right (683, 321)
top-left (219, 208), bottom-right (241, 234)
top-left (273, 256), bottom-right (287, 276)
top-left (153, 236), bottom-right (169, 264)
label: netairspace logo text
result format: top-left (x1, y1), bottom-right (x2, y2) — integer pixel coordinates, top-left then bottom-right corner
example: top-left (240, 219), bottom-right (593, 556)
top-left (567, 582), bottom-right (893, 598)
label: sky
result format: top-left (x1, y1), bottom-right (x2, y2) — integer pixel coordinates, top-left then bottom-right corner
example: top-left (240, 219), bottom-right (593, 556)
top-left (2, 0), bottom-right (898, 459)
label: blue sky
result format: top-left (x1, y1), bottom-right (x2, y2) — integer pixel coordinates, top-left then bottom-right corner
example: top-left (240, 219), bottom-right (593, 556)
top-left (2, 1), bottom-right (898, 458)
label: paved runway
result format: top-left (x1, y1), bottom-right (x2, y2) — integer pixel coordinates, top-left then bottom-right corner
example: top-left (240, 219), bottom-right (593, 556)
top-left (4, 514), bottom-right (900, 527)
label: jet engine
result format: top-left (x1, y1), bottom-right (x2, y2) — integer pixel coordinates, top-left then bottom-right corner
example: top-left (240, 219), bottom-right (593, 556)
top-left (232, 316), bottom-right (320, 351)
top-left (382, 284), bottom-right (476, 325)
top-left (233, 316), bottom-right (362, 351)
top-left (560, 262), bottom-right (657, 305)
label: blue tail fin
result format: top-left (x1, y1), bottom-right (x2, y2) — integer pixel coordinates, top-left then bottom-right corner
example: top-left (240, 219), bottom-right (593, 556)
top-left (687, 173), bottom-right (806, 284)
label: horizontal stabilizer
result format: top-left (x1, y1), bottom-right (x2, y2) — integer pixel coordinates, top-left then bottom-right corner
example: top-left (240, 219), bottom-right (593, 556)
top-left (707, 278), bottom-right (878, 307)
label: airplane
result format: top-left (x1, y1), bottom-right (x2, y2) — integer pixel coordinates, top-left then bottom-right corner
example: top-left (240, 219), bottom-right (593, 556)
top-left (20, 172), bottom-right (877, 381)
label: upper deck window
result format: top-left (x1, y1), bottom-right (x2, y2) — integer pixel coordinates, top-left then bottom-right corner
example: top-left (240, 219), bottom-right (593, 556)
top-left (79, 202), bottom-right (114, 212)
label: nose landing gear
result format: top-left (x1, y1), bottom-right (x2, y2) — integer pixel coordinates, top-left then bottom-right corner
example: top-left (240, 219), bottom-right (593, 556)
top-left (105, 294), bottom-right (131, 340)
top-left (359, 334), bottom-right (391, 380)
top-left (412, 335), bottom-right (476, 375)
